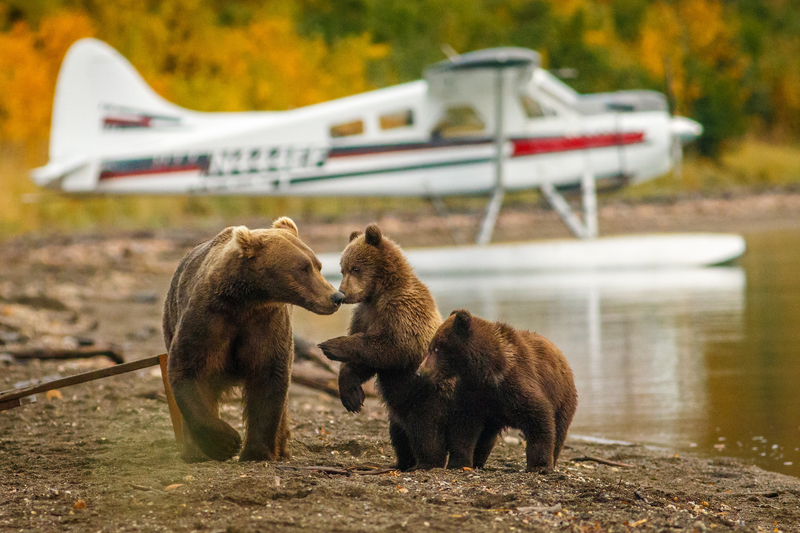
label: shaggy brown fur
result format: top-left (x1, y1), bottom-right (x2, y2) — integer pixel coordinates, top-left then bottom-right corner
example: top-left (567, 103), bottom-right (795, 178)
top-left (418, 310), bottom-right (578, 473)
top-left (163, 218), bottom-right (344, 462)
top-left (318, 225), bottom-right (450, 470)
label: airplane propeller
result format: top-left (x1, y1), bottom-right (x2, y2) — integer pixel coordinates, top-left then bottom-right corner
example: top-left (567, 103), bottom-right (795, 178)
top-left (669, 116), bottom-right (703, 181)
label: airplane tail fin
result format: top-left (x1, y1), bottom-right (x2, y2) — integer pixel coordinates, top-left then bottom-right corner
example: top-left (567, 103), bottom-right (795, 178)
top-left (34, 38), bottom-right (187, 188)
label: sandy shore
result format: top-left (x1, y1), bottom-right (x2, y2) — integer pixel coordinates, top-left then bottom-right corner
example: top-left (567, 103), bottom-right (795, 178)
top-left (1, 190), bottom-right (799, 532)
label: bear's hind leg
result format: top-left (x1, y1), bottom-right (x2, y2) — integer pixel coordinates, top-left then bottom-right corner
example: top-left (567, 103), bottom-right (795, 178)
top-left (240, 369), bottom-right (291, 462)
top-left (521, 410), bottom-right (556, 474)
top-left (173, 378), bottom-right (241, 462)
top-left (276, 403), bottom-right (292, 460)
top-left (552, 408), bottom-right (574, 465)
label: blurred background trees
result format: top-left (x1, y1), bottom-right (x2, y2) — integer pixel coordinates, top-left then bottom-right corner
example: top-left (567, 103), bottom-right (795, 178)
top-left (0, 0), bottom-right (799, 235)
top-left (3, 0), bottom-right (800, 156)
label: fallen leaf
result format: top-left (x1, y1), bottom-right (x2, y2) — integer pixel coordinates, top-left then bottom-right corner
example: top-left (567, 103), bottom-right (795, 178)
top-left (165, 484), bottom-right (185, 491)
top-left (46, 390), bottom-right (62, 400)
top-left (461, 467), bottom-right (472, 472)
top-left (397, 486), bottom-right (408, 493)
top-left (73, 500), bottom-right (86, 510)
top-left (630, 518), bottom-right (647, 527)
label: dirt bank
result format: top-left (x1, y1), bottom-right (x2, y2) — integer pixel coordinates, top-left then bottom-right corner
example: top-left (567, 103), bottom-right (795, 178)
top-left (1, 190), bottom-right (799, 532)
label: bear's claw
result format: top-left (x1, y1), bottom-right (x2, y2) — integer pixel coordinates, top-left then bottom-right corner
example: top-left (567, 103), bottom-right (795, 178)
top-left (526, 465), bottom-right (554, 475)
top-left (238, 446), bottom-right (276, 462)
top-left (339, 384), bottom-right (366, 412)
top-left (317, 339), bottom-right (350, 362)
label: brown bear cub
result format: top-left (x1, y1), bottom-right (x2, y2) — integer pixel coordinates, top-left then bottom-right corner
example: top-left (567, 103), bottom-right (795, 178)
top-left (418, 310), bottom-right (578, 473)
top-left (318, 225), bottom-right (451, 471)
top-left (163, 218), bottom-right (344, 462)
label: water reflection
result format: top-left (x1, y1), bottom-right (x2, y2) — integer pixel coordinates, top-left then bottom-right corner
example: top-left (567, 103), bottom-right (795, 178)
top-left (425, 268), bottom-right (745, 455)
top-left (295, 240), bottom-right (800, 478)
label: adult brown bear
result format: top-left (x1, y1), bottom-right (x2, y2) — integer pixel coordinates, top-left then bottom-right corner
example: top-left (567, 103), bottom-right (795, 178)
top-left (318, 225), bottom-right (452, 470)
top-left (418, 309), bottom-right (578, 473)
top-left (162, 218), bottom-right (344, 462)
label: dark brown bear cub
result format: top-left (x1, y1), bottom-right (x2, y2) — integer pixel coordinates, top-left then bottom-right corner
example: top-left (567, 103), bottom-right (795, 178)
top-left (318, 225), bottom-right (450, 470)
top-left (163, 218), bottom-right (344, 463)
top-left (418, 310), bottom-right (578, 473)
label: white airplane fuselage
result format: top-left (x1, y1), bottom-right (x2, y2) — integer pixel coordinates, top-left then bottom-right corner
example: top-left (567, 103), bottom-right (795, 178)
top-left (33, 41), bottom-right (698, 198)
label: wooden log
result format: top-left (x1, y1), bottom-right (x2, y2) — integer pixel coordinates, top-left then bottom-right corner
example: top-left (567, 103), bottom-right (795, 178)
top-left (275, 465), bottom-right (397, 476)
top-left (293, 335), bottom-right (337, 374)
top-left (569, 455), bottom-right (633, 468)
top-left (290, 372), bottom-right (340, 398)
top-left (3, 346), bottom-right (125, 365)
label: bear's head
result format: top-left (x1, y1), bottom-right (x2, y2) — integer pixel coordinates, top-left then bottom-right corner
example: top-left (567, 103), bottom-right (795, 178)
top-left (219, 217), bottom-right (344, 315)
top-left (337, 224), bottom-right (408, 304)
top-left (418, 309), bottom-right (507, 384)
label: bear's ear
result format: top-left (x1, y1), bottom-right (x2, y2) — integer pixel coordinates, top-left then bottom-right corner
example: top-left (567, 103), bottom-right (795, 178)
top-left (272, 216), bottom-right (298, 236)
top-left (451, 309), bottom-right (472, 337)
top-left (365, 225), bottom-right (382, 247)
top-left (349, 230), bottom-right (363, 242)
top-left (232, 226), bottom-right (261, 258)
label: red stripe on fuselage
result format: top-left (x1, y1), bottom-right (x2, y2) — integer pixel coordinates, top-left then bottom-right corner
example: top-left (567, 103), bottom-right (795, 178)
top-left (97, 132), bottom-right (646, 181)
top-left (511, 132), bottom-right (645, 157)
top-left (327, 132), bottom-right (646, 159)
top-left (99, 165), bottom-right (203, 180)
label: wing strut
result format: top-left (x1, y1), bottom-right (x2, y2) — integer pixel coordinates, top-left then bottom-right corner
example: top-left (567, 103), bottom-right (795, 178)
top-left (540, 168), bottom-right (598, 240)
top-left (476, 62), bottom-right (599, 243)
top-left (476, 67), bottom-right (507, 246)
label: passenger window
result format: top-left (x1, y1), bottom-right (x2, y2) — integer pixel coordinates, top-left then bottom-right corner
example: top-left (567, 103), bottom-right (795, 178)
top-left (379, 109), bottom-right (414, 130)
top-left (520, 94), bottom-right (545, 118)
top-left (431, 106), bottom-right (485, 138)
top-left (330, 119), bottom-right (364, 138)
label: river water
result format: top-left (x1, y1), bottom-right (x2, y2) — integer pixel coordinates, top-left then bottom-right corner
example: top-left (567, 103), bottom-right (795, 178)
top-left (295, 228), bottom-right (800, 478)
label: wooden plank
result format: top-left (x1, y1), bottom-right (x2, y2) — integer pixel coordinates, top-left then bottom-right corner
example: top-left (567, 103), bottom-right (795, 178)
top-left (0, 396), bottom-right (35, 411)
top-left (0, 355), bottom-right (162, 407)
top-left (0, 398), bottom-right (23, 411)
top-left (158, 353), bottom-right (183, 445)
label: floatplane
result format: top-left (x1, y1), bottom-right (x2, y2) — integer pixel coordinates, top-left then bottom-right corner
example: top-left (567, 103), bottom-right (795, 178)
top-left (32, 39), bottom-right (745, 275)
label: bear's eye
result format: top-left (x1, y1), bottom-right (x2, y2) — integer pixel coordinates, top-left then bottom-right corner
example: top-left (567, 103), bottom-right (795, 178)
top-left (434, 347), bottom-right (439, 354)
top-left (351, 266), bottom-right (360, 274)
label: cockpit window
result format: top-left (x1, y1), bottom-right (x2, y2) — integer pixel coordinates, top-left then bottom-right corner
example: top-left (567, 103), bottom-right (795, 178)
top-left (520, 94), bottom-right (545, 118)
top-left (431, 106), bottom-right (485, 138)
top-left (330, 119), bottom-right (364, 138)
top-left (380, 110), bottom-right (414, 130)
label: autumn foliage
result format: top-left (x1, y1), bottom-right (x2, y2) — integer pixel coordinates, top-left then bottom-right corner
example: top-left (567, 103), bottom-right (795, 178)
top-left (1, 0), bottom-right (799, 156)
top-left (0, 0), bottom-right (387, 154)
top-left (0, 0), bottom-right (799, 236)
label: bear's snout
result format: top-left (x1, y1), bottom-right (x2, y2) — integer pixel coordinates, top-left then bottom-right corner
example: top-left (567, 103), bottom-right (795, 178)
top-left (416, 355), bottom-right (436, 379)
top-left (331, 291), bottom-right (345, 307)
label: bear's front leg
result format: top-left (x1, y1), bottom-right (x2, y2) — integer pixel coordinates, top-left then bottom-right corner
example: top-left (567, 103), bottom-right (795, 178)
top-left (318, 336), bottom-right (353, 363)
top-left (172, 378), bottom-right (242, 462)
top-left (472, 425), bottom-right (501, 469)
top-left (388, 420), bottom-right (417, 471)
top-left (337, 362), bottom-right (376, 412)
top-left (239, 367), bottom-right (292, 462)
top-left (445, 418), bottom-right (483, 470)
top-left (404, 414), bottom-right (448, 470)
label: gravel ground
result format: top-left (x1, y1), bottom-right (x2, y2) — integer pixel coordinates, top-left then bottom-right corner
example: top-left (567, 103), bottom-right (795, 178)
top-left (1, 190), bottom-right (799, 532)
